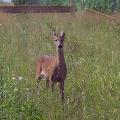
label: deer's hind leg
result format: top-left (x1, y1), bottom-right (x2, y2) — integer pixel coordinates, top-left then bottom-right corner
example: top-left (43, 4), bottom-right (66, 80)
top-left (46, 79), bottom-right (49, 88)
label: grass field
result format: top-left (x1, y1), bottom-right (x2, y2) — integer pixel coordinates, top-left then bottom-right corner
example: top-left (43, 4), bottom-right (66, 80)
top-left (0, 12), bottom-right (120, 120)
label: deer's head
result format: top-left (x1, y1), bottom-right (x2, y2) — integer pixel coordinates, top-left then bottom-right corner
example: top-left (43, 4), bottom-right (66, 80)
top-left (52, 31), bottom-right (65, 49)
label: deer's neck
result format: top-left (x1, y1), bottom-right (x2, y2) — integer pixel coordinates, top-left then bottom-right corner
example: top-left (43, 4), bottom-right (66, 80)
top-left (56, 48), bottom-right (65, 66)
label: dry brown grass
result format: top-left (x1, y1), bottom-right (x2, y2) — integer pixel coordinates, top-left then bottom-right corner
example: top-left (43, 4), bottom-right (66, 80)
top-left (0, 2), bottom-right (14, 6)
top-left (112, 12), bottom-right (120, 23)
top-left (0, 9), bottom-right (120, 25)
top-left (79, 9), bottom-right (116, 23)
top-left (0, 12), bottom-right (13, 24)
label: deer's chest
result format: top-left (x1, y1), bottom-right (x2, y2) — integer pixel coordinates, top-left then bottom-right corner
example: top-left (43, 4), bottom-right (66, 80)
top-left (51, 65), bottom-right (66, 81)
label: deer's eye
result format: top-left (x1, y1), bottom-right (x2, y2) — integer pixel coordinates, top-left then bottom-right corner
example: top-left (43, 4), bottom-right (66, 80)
top-left (60, 40), bottom-right (63, 42)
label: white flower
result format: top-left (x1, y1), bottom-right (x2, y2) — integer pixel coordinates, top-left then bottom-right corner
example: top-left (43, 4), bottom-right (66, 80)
top-left (18, 76), bottom-right (23, 80)
top-left (66, 98), bottom-right (71, 104)
top-left (14, 88), bottom-right (18, 91)
top-left (4, 84), bottom-right (6, 88)
top-left (26, 88), bottom-right (29, 91)
top-left (12, 77), bottom-right (16, 80)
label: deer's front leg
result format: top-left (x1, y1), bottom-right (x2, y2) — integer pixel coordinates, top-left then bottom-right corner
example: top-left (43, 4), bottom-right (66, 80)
top-left (36, 78), bottom-right (40, 90)
top-left (46, 79), bottom-right (53, 91)
top-left (60, 81), bottom-right (64, 102)
top-left (49, 80), bottom-right (54, 92)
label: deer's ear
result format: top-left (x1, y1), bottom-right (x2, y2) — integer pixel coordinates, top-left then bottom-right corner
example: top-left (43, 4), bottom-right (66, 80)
top-left (52, 31), bottom-right (57, 40)
top-left (52, 31), bottom-right (56, 36)
top-left (60, 31), bottom-right (65, 37)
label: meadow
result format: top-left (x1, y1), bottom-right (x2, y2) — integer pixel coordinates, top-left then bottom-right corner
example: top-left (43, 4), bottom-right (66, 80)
top-left (0, 12), bottom-right (120, 120)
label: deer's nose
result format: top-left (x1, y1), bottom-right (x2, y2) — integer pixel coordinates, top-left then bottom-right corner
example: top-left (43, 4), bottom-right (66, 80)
top-left (58, 44), bottom-right (63, 48)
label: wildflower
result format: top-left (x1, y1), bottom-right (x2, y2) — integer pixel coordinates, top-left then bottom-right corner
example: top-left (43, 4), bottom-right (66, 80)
top-left (12, 77), bottom-right (16, 80)
top-left (66, 98), bottom-right (71, 104)
top-left (12, 76), bottom-right (23, 81)
top-left (18, 76), bottom-right (23, 80)
top-left (26, 88), bottom-right (29, 91)
top-left (4, 84), bottom-right (6, 88)
top-left (14, 88), bottom-right (18, 91)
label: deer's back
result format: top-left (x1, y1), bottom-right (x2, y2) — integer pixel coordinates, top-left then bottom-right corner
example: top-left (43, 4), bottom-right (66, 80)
top-left (36, 55), bottom-right (57, 79)
top-left (36, 55), bottom-right (67, 82)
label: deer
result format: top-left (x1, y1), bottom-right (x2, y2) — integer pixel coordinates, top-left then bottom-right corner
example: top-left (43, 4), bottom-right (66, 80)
top-left (36, 31), bottom-right (67, 102)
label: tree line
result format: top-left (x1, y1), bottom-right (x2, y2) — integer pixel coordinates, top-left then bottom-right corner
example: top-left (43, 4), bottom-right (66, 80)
top-left (12, 0), bottom-right (120, 12)
top-left (11, 0), bottom-right (68, 6)
top-left (77, 0), bottom-right (120, 12)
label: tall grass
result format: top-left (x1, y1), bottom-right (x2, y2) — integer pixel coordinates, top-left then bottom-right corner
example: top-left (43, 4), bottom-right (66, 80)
top-left (0, 13), bottom-right (120, 120)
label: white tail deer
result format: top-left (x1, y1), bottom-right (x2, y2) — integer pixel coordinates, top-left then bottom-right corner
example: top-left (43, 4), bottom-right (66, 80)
top-left (36, 31), bottom-right (67, 101)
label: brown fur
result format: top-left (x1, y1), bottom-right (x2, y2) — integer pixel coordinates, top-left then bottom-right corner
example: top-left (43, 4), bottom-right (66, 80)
top-left (36, 31), bottom-right (67, 101)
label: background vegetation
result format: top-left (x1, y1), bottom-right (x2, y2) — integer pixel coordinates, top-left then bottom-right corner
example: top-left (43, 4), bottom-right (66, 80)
top-left (0, 12), bottom-right (120, 120)
top-left (11, 0), bottom-right (120, 12)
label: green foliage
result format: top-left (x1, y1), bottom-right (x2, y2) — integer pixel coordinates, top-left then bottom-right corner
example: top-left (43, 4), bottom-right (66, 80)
top-left (11, 0), bottom-right (120, 12)
top-left (36, 0), bottom-right (64, 6)
top-left (12, 0), bottom-right (27, 5)
top-left (12, 0), bottom-right (69, 5)
top-left (76, 0), bottom-right (119, 12)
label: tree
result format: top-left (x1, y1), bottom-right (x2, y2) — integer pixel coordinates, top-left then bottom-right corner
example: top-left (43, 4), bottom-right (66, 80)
top-left (26, 0), bottom-right (39, 5)
top-left (76, 0), bottom-right (119, 12)
top-left (12, 0), bottom-right (27, 5)
top-left (12, 0), bottom-right (68, 6)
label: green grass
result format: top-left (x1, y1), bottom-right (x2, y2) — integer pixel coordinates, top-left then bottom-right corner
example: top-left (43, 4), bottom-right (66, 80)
top-left (0, 13), bottom-right (120, 120)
